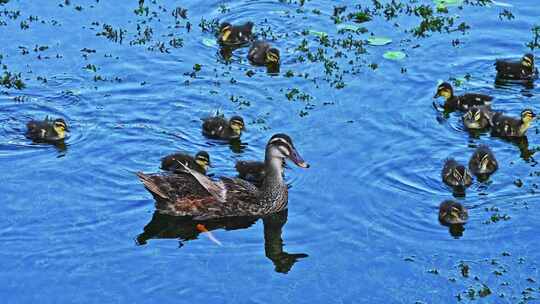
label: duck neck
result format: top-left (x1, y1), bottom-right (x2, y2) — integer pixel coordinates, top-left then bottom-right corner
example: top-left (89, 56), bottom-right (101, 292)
top-left (519, 119), bottom-right (531, 135)
top-left (259, 155), bottom-right (287, 213)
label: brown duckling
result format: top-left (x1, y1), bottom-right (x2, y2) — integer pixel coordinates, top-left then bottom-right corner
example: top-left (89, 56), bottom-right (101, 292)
top-left (248, 41), bottom-right (280, 68)
top-left (26, 117), bottom-right (69, 142)
top-left (442, 158), bottom-right (473, 195)
top-left (161, 151), bottom-right (210, 174)
top-left (495, 53), bottom-right (538, 81)
top-left (433, 82), bottom-right (493, 112)
top-left (462, 106), bottom-right (494, 130)
top-left (468, 145), bottom-right (498, 179)
top-left (490, 109), bottom-right (536, 138)
top-left (202, 114), bottom-right (245, 140)
top-left (218, 22), bottom-right (254, 46)
top-left (235, 160), bottom-right (265, 187)
top-left (439, 200), bottom-right (469, 225)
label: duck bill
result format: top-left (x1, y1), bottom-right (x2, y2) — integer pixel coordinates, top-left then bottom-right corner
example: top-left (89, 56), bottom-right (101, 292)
top-left (289, 147), bottom-right (309, 168)
top-left (433, 92), bottom-right (440, 98)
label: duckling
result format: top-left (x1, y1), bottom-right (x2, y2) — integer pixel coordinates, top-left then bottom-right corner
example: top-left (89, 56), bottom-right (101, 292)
top-left (462, 106), bottom-right (493, 130)
top-left (495, 53), bottom-right (538, 81)
top-left (442, 158), bottom-right (473, 194)
top-left (202, 114), bottom-right (245, 140)
top-left (490, 109), bottom-right (536, 138)
top-left (25, 117), bottom-right (68, 142)
top-left (433, 82), bottom-right (493, 112)
top-left (235, 160), bottom-right (265, 187)
top-left (468, 145), bottom-right (498, 179)
top-left (439, 200), bottom-right (469, 225)
top-left (218, 22), bottom-right (254, 46)
top-left (248, 41), bottom-right (280, 68)
top-left (161, 151), bottom-right (210, 175)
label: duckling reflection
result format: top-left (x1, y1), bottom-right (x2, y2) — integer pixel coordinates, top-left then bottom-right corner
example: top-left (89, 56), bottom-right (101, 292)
top-left (136, 209), bottom-right (308, 274)
top-left (228, 137), bottom-right (247, 154)
top-left (505, 136), bottom-right (535, 161)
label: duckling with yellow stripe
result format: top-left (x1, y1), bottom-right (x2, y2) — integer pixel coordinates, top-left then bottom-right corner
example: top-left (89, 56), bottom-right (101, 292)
top-left (26, 116), bottom-right (69, 142)
top-left (433, 82), bottom-right (493, 112)
top-left (248, 40), bottom-right (280, 69)
top-left (161, 151), bottom-right (210, 175)
top-left (490, 109), bottom-right (536, 138)
top-left (495, 53), bottom-right (538, 81)
top-left (218, 22), bottom-right (254, 46)
top-left (202, 114), bottom-right (245, 140)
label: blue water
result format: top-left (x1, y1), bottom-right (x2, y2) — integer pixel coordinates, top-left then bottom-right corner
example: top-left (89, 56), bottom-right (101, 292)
top-left (1, 0), bottom-right (540, 303)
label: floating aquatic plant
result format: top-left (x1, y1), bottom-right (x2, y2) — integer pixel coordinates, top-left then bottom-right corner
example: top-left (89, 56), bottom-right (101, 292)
top-left (383, 51), bottom-right (406, 60)
top-left (367, 36), bottom-right (392, 46)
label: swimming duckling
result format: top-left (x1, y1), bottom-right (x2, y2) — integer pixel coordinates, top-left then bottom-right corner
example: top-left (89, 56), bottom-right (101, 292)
top-left (433, 82), bottom-right (493, 112)
top-left (462, 106), bottom-right (493, 130)
top-left (442, 158), bottom-right (473, 195)
top-left (218, 22), bottom-right (254, 46)
top-left (235, 160), bottom-right (265, 187)
top-left (248, 41), bottom-right (280, 68)
top-left (495, 53), bottom-right (538, 81)
top-left (25, 117), bottom-right (68, 142)
top-left (161, 151), bottom-right (210, 174)
top-left (468, 145), bottom-right (498, 180)
top-left (202, 114), bottom-right (245, 140)
top-left (439, 200), bottom-right (469, 225)
top-left (490, 109), bottom-right (536, 138)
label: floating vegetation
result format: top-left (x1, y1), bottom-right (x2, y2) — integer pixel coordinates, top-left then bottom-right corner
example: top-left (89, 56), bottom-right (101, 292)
top-left (526, 25), bottom-right (540, 50)
top-left (383, 50), bottom-right (406, 60)
top-left (0, 71), bottom-right (25, 89)
top-left (367, 36), bottom-right (392, 46)
top-left (97, 24), bottom-right (126, 43)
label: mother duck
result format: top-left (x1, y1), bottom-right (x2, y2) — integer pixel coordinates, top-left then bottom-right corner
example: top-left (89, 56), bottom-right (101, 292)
top-left (137, 134), bottom-right (309, 220)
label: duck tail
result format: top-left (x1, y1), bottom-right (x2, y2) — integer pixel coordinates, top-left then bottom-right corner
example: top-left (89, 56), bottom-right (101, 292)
top-left (136, 172), bottom-right (168, 200)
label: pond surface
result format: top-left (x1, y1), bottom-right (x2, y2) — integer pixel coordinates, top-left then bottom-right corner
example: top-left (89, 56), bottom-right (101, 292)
top-left (1, 0), bottom-right (540, 303)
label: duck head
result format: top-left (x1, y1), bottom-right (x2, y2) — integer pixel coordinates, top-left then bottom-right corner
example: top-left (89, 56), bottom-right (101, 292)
top-left (53, 118), bottom-right (69, 139)
top-left (433, 82), bottom-right (454, 100)
top-left (521, 53), bottom-right (535, 71)
top-left (266, 134), bottom-right (309, 169)
top-left (229, 116), bottom-right (245, 135)
top-left (195, 151), bottom-right (211, 171)
top-left (266, 48), bottom-right (281, 65)
top-left (521, 108), bottom-right (536, 124)
top-left (218, 22), bottom-right (232, 42)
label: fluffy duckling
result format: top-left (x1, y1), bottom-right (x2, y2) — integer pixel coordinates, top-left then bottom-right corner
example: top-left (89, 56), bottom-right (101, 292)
top-left (439, 200), bottom-right (469, 225)
top-left (468, 145), bottom-right (498, 179)
top-left (202, 114), bottom-right (245, 140)
top-left (442, 158), bottom-right (473, 194)
top-left (218, 22), bottom-right (254, 46)
top-left (433, 82), bottom-right (493, 112)
top-left (161, 151), bottom-right (210, 174)
top-left (495, 53), bottom-right (537, 81)
top-left (490, 109), bottom-right (536, 138)
top-left (248, 41), bottom-right (280, 67)
top-left (26, 117), bottom-right (68, 142)
top-left (235, 160), bottom-right (265, 187)
top-left (462, 106), bottom-right (493, 130)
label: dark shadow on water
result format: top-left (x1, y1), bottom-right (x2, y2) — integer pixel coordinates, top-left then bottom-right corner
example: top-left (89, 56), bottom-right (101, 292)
top-left (136, 209), bottom-right (308, 274)
top-left (492, 135), bottom-right (535, 162)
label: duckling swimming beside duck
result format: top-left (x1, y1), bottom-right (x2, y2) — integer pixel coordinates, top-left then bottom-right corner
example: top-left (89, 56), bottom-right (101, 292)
top-left (495, 53), bottom-right (538, 81)
top-left (433, 82), bottom-right (493, 112)
top-left (439, 200), bottom-right (468, 225)
top-left (442, 158), bottom-right (473, 195)
top-left (26, 117), bottom-right (69, 142)
top-left (161, 151), bottom-right (210, 174)
top-left (462, 106), bottom-right (493, 130)
top-left (202, 114), bottom-right (245, 140)
top-left (218, 22), bottom-right (254, 46)
top-left (490, 109), bottom-right (536, 138)
top-left (235, 160), bottom-right (265, 187)
top-left (468, 145), bottom-right (498, 180)
top-left (248, 41), bottom-right (280, 71)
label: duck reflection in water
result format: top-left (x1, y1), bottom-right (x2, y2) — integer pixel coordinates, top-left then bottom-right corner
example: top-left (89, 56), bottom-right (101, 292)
top-left (136, 209), bottom-right (308, 274)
